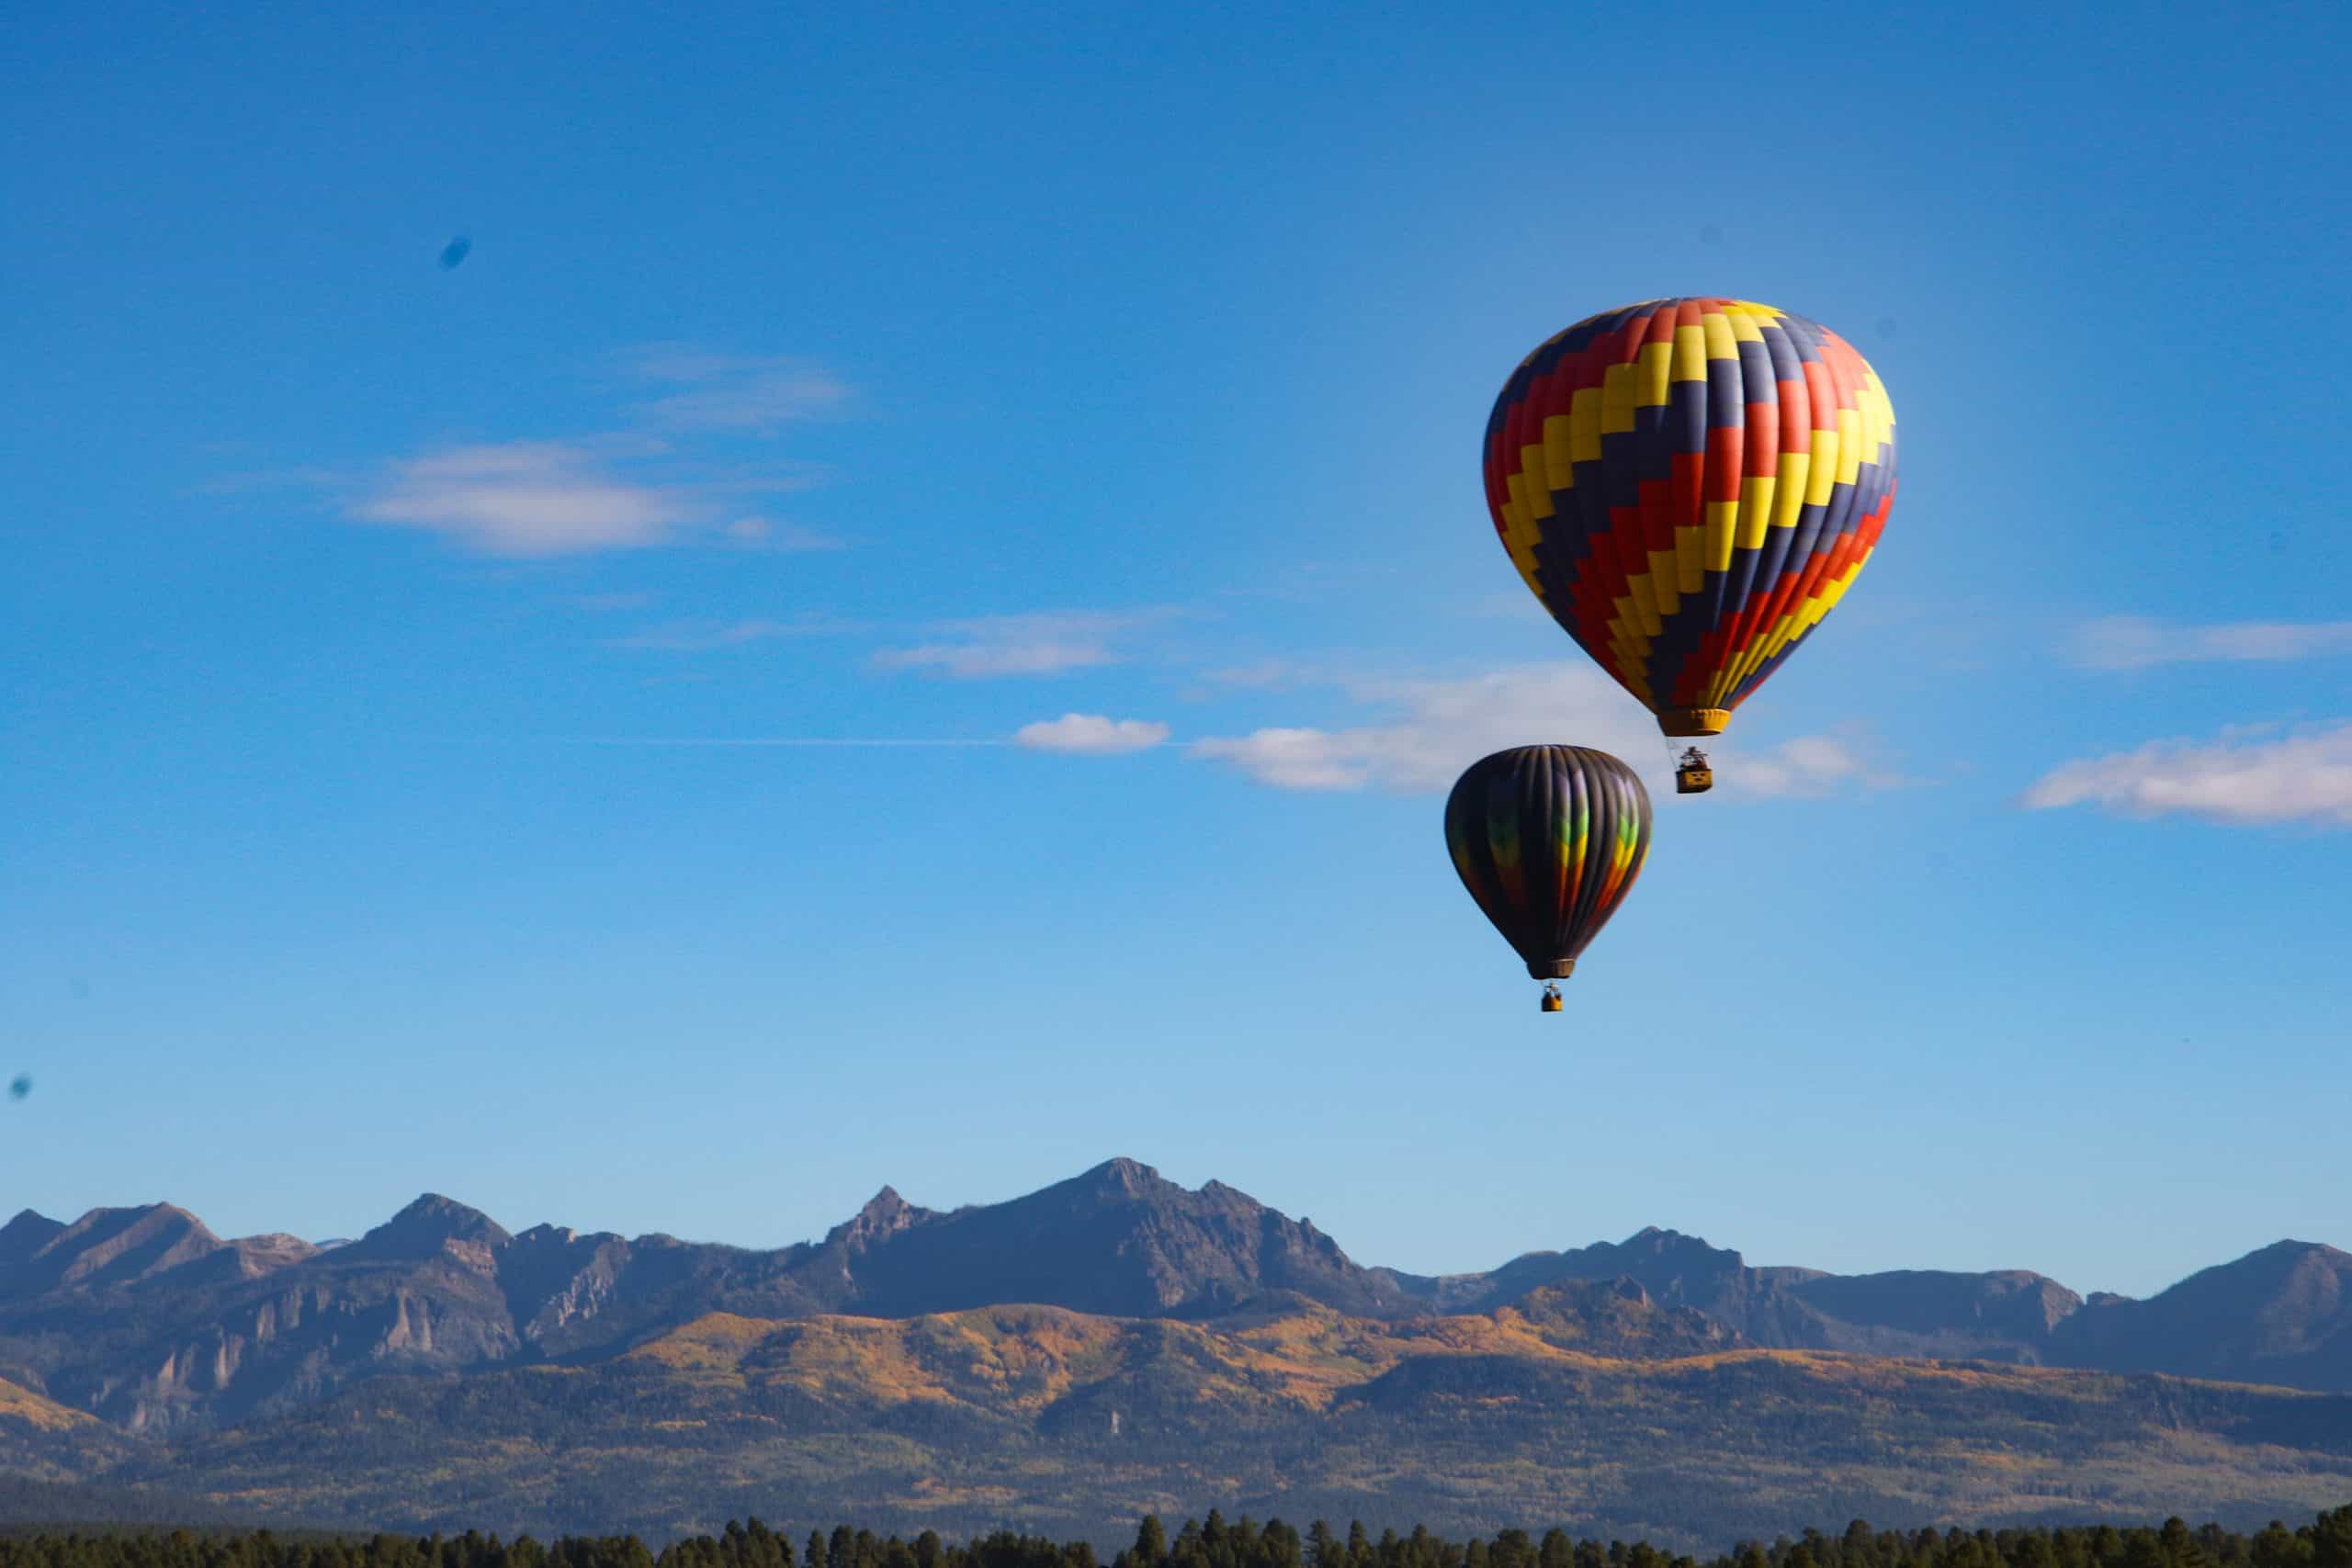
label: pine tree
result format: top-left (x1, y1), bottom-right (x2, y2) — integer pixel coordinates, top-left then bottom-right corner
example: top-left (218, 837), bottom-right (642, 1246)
top-left (2302, 1514), bottom-right (2351, 1568)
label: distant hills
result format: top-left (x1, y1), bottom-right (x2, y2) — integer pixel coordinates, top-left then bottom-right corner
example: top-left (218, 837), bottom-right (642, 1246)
top-left (2, 1158), bottom-right (2350, 1546)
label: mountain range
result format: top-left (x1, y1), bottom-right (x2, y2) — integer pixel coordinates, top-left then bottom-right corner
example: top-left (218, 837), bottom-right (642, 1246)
top-left (2, 1158), bottom-right (2349, 1547)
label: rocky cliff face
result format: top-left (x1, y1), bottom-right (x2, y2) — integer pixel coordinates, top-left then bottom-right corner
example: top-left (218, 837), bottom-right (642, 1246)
top-left (1503, 1277), bottom-right (1748, 1357)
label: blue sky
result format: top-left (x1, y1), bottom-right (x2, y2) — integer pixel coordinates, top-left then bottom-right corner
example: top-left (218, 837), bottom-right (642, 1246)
top-left (4, 3), bottom-right (2348, 1300)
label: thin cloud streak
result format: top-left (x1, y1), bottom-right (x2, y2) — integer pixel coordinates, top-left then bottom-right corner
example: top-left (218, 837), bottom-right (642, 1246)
top-left (2071, 615), bottom-right (2352, 670)
top-left (607, 615), bottom-right (854, 651)
top-left (621, 345), bottom-right (849, 434)
top-left (1014, 715), bottom-right (1170, 754)
top-left (878, 642), bottom-right (1121, 678)
top-left (726, 517), bottom-right (844, 551)
top-left (454, 736), bottom-right (1011, 748)
top-left (875, 610), bottom-right (1178, 680)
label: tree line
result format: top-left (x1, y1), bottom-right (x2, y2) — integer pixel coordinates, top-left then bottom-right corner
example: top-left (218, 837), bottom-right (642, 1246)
top-left (4, 1507), bottom-right (2350, 1568)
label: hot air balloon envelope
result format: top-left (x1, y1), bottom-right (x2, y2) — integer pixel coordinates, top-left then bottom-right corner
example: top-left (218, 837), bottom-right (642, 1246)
top-left (1444, 745), bottom-right (1651, 983)
top-left (1484, 298), bottom-right (1896, 737)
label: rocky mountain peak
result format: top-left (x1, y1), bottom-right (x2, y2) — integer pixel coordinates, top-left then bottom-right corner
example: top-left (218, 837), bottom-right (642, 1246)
top-left (0, 1209), bottom-right (66, 1265)
top-left (1620, 1226), bottom-right (1744, 1265)
top-left (2259, 1239), bottom-right (2348, 1268)
top-left (345, 1194), bottom-right (512, 1265)
top-left (1076, 1156), bottom-right (1168, 1201)
top-left (227, 1233), bottom-right (320, 1270)
top-left (825, 1186), bottom-right (927, 1252)
top-left (2050, 1237), bottom-right (2352, 1386)
top-left (0, 1204), bottom-right (229, 1307)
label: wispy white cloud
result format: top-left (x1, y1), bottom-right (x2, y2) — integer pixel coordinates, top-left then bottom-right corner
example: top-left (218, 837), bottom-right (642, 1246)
top-left (1193, 667), bottom-right (1652, 793)
top-left (320, 346), bottom-right (847, 560)
top-left (725, 516), bottom-right (844, 551)
top-left (622, 345), bottom-right (849, 434)
top-left (1732, 733), bottom-right (1906, 797)
top-left (674, 461), bottom-right (832, 499)
top-left (1197, 660), bottom-right (1328, 690)
top-left (1192, 664), bottom-right (1902, 798)
top-left (1013, 715), bottom-right (1170, 755)
top-left (875, 610), bottom-right (1175, 679)
top-left (2022, 721), bottom-right (2352, 827)
top-left (463, 735), bottom-right (1004, 748)
top-left (352, 443), bottom-right (695, 558)
top-left (1193, 727), bottom-right (1385, 790)
top-left (345, 456), bottom-right (842, 561)
top-left (2070, 615), bottom-right (2352, 670)
top-left (607, 615), bottom-right (853, 651)
top-left (878, 643), bottom-right (1114, 678)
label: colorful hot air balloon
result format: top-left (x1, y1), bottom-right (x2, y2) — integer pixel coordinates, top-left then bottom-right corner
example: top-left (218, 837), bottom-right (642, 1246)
top-left (1483, 298), bottom-right (1896, 747)
top-left (1444, 746), bottom-right (1650, 1009)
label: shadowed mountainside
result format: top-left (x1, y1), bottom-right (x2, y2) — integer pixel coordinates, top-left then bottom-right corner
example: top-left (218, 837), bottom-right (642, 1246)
top-left (4, 1160), bottom-right (2352, 1545)
top-left (4, 1159), bottom-right (2349, 1441)
top-left (2050, 1238), bottom-right (2352, 1389)
top-left (81, 1303), bottom-right (2352, 1549)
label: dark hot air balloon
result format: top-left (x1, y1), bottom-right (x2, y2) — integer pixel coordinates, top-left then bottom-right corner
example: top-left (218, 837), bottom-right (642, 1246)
top-left (1444, 746), bottom-right (1650, 1010)
top-left (1483, 298), bottom-right (1895, 785)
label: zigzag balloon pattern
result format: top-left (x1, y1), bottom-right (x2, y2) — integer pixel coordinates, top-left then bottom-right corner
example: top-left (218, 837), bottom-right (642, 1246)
top-left (1484, 297), bottom-right (1896, 738)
